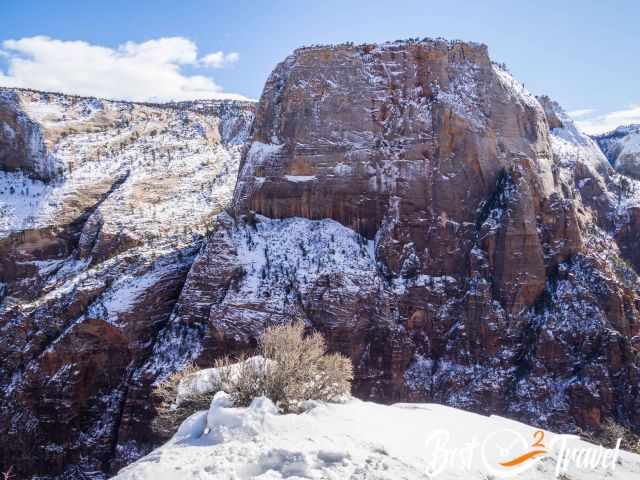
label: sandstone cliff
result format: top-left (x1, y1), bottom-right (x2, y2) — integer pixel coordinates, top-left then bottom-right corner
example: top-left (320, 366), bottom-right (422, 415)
top-left (159, 38), bottom-right (640, 456)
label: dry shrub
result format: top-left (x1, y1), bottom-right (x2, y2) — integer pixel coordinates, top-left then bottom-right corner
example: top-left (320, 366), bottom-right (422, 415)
top-left (312, 352), bottom-right (354, 401)
top-left (217, 322), bottom-right (353, 412)
top-left (260, 323), bottom-right (327, 411)
top-left (152, 321), bottom-right (354, 435)
top-left (214, 353), bottom-right (266, 408)
top-left (260, 322), bottom-right (353, 412)
top-left (594, 418), bottom-right (640, 453)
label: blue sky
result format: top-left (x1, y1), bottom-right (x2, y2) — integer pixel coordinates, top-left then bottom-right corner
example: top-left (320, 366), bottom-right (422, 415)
top-left (1, 0), bottom-right (638, 133)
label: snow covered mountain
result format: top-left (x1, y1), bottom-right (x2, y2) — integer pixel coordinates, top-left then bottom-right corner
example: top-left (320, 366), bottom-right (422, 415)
top-left (0, 87), bottom-right (255, 478)
top-left (0, 89), bottom-right (252, 238)
top-left (159, 38), bottom-right (640, 449)
top-left (593, 124), bottom-right (640, 179)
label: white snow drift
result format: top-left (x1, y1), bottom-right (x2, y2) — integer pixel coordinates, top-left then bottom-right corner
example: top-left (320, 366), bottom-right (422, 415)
top-left (115, 393), bottom-right (640, 480)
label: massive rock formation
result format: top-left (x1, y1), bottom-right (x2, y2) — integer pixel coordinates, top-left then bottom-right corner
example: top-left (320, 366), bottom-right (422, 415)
top-left (0, 88), bottom-right (254, 478)
top-left (156, 38), bottom-right (640, 454)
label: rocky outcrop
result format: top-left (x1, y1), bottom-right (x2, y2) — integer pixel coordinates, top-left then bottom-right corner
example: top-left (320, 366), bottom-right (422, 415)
top-left (0, 88), bottom-right (254, 478)
top-left (616, 206), bottom-right (640, 272)
top-left (160, 39), bottom-right (640, 452)
top-left (0, 90), bottom-right (54, 181)
top-left (233, 41), bottom-right (569, 311)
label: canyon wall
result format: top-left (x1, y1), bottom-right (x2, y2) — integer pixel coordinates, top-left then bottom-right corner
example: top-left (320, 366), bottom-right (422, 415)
top-left (0, 88), bottom-right (254, 478)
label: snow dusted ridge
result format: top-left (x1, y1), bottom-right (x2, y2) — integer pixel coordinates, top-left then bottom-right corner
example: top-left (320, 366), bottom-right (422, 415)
top-left (143, 212), bottom-right (383, 380)
top-left (0, 87), bottom-right (253, 239)
top-left (115, 393), bottom-right (640, 480)
top-left (538, 95), bottom-right (611, 174)
top-left (538, 96), bottom-right (640, 212)
top-left (593, 124), bottom-right (640, 179)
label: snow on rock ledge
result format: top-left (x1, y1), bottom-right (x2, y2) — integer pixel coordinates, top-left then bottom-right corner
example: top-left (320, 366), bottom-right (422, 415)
top-left (115, 395), bottom-right (640, 480)
top-left (176, 356), bottom-right (271, 406)
top-left (143, 212), bottom-right (391, 382)
top-left (537, 95), bottom-right (611, 175)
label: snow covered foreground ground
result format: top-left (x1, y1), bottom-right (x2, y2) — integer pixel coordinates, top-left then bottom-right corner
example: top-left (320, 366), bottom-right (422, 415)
top-left (115, 393), bottom-right (640, 480)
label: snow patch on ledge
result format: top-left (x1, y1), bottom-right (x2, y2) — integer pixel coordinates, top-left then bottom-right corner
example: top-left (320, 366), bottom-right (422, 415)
top-left (229, 214), bottom-right (380, 306)
top-left (284, 175), bottom-right (317, 183)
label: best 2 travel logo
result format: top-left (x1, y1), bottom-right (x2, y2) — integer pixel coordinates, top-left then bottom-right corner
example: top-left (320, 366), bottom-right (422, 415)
top-left (424, 427), bottom-right (623, 478)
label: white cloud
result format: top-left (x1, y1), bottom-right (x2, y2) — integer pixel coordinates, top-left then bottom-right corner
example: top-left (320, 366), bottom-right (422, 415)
top-left (201, 51), bottom-right (239, 68)
top-left (567, 109), bottom-right (595, 119)
top-left (0, 36), bottom-right (248, 102)
top-left (572, 105), bottom-right (640, 135)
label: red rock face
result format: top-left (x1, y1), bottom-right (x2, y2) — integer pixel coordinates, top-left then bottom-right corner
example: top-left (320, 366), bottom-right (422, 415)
top-left (233, 41), bottom-right (562, 314)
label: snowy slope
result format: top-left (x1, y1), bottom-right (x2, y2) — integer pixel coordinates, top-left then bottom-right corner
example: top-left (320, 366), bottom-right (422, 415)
top-left (537, 95), bottom-right (640, 215)
top-left (0, 88), bottom-right (252, 240)
top-left (593, 124), bottom-right (640, 179)
top-left (537, 96), bottom-right (611, 174)
top-left (115, 394), bottom-right (640, 480)
top-left (141, 212), bottom-right (385, 382)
